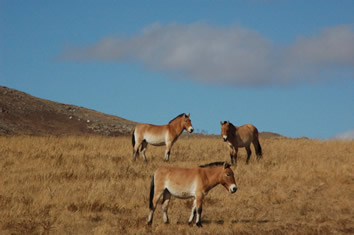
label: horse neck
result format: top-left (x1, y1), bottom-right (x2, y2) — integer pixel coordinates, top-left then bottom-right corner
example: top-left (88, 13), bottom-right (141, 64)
top-left (168, 118), bottom-right (185, 136)
top-left (200, 167), bottom-right (222, 192)
top-left (229, 125), bottom-right (237, 137)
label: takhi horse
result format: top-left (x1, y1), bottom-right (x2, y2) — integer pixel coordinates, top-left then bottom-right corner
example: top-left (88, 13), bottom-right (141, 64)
top-left (220, 121), bottom-right (262, 165)
top-left (132, 113), bottom-right (194, 161)
top-left (147, 161), bottom-right (237, 227)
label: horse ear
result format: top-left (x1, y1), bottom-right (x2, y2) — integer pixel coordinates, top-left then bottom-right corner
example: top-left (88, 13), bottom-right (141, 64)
top-left (220, 121), bottom-right (223, 125)
top-left (223, 162), bottom-right (230, 169)
top-left (227, 121), bottom-right (230, 124)
top-left (186, 113), bottom-right (190, 118)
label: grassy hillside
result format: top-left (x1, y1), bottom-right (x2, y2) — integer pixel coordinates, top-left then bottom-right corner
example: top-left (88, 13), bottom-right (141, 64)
top-left (0, 136), bottom-right (353, 234)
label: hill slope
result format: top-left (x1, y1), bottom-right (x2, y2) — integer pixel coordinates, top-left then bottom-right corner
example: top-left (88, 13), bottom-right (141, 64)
top-left (0, 86), bottom-right (136, 136)
top-left (0, 86), bottom-right (284, 138)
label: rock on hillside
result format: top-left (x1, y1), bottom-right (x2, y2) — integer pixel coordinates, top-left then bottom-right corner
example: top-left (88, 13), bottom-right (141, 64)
top-left (0, 86), bottom-right (136, 136)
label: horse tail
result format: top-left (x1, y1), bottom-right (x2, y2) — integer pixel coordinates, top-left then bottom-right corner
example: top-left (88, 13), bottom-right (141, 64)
top-left (256, 140), bottom-right (262, 157)
top-left (132, 128), bottom-right (136, 148)
top-left (149, 174), bottom-right (155, 210)
top-left (254, 128), bottom-right (263, 157)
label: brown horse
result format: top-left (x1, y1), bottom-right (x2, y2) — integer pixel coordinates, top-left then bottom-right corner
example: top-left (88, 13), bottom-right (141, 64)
top-left (132, 113), bottom-right (194, 162)
top-left (147, 161), bottom-right (237, 227)
top-left (220, 121), bottom-right (262, 165)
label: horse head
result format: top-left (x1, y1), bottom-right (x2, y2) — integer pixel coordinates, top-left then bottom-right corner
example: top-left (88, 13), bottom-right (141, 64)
top-left (182, 113), bottom-right (194, 133)
top-left (220, 121), bottom-right (232, 142)
top-left (219, 162), bottom-right (238, 194)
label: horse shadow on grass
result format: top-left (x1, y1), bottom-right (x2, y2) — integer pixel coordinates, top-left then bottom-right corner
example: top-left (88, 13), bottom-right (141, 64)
top-left (231, 219), bottom-right (270, 224)
top-left (176, 219), bottom-right (270, 225)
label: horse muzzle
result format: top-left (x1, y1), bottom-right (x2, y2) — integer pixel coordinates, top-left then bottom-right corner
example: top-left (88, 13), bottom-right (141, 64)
top-left (223, 136), bottom-right (228, 142)
top-left (229, 185), bottom-right (238, 194)
top-left (188, 127), bottom-right (194, 133)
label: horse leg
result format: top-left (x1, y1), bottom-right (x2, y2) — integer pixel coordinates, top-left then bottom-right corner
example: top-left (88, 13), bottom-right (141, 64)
top-left (132, 143), bottom-right (140, 161)
top-left (229, 146), bottom-right (238, 165)
top-left (195, 194), bottom-right (204, 227)
top-left (161, 190), bottom-right (171, 224)
top-left (147, 188), bottom-right (164, 225)
top-left (164, 142), bottom-right (172, 161)
top-left (188, 199), bottom-right (197, 225)
top-left (246, 146), bottom-right (252, 164)
top-left (132, 135), bottom-right (143, 161)
top-left (141, 140), bottom-right (148, 162)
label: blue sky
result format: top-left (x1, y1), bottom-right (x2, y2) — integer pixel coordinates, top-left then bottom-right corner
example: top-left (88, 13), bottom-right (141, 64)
top-left (1, 0), bottom-right (353, 139)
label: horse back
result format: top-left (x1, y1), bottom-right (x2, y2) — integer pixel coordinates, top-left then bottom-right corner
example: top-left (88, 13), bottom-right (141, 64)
top-left (135, 123), bottom-right (169, 141)
top-left (136, 123), bottom-right (169, 134)
top-left (242, 124), bottom-right (258, 135)
top-left (154, 166), bottom-right (199, 183)
top-left (234, 124), bottom-right (258, 146)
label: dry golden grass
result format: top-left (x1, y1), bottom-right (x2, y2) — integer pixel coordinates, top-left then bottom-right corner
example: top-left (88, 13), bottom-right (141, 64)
top-left (0, 136), bottom-right (353, 234)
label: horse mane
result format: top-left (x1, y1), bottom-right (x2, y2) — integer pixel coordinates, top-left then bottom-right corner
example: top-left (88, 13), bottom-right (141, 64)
top-left (168, 113), bottom-right (186, 124)
top-left (223, 121), bottom-right (235, 128)
top-left (199, 161), bottom-right (230, 168)
top-left (224, 121), bottom-right (236, 134)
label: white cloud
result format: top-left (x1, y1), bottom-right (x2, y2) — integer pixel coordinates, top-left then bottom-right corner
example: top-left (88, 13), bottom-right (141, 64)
top-left (280, 25), bottom-right (354, 83)
top-left (60, 23), bottom-right (354, 86)
top-left (335, 130), bottom-right (354, 140)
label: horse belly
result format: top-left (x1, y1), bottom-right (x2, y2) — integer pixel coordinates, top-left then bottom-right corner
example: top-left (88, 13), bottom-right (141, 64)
top-left (236, 135), bottom-right (252, 147)
top-left (165, 181), bottom-right (196, 199)
top-left (237, 141), bottom-right (249, 148)
top-left (144, 134), bottom-right (166, 146)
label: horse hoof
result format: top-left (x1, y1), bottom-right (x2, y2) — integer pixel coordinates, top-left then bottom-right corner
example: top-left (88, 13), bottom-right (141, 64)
top-left (196, 222), bottom-right (202, 227)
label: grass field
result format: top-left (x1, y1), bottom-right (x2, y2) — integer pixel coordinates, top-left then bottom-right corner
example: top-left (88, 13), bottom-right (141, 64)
top-left (0, 136), bottom-right (353, 234)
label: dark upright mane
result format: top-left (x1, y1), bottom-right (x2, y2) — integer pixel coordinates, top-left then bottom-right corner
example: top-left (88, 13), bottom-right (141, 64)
top-left (199, 161), bottom-right (230, 168)
top-left (223, 121), bottom-right (235, 128)
top-left (168, 113), bottom-right (186, 124)
top-left (223, 121), bottom-right (236, 134)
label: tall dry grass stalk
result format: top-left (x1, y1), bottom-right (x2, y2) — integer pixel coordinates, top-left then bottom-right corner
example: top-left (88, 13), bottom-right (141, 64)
top-left (0, 136), bottom-right (353, 234)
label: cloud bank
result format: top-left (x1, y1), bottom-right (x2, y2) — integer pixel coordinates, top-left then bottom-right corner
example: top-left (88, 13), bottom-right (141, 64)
top-left (335, 130), bottom-right (354, 140)
top-left (61, 23), bottom-right (354, 86)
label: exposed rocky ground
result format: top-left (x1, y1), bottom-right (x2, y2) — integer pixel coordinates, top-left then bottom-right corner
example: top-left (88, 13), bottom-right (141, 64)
top-left (0, 86), bottom-right (136, 136)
